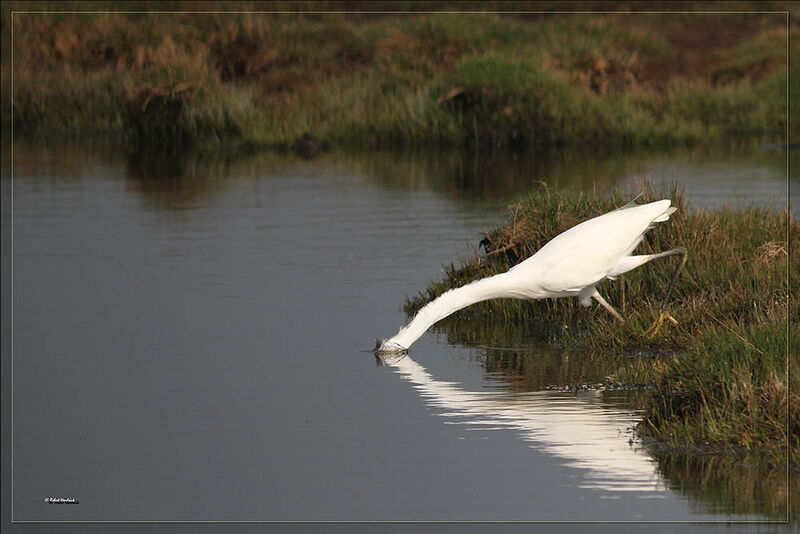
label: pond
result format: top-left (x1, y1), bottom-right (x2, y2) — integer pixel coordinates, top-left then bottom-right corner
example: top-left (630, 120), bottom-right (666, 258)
top-left (2, 140), bottom-right (793, 523)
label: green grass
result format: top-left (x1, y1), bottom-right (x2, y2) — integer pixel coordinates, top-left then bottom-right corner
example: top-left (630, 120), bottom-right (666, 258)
top-left (403, 184), bottom-right (796, 464)
top-left (3, 8), bottom-right (791, 150)
top-left (641, 323), bottom-right (797, 461)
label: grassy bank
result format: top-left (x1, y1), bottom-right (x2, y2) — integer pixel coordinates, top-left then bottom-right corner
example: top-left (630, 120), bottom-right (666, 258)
top-left (403, 185), bottom-right (797, 464)
top-left (4, 6), bottom-right (793, 150)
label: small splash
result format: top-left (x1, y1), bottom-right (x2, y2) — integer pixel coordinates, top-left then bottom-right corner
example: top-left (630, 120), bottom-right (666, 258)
top-left (373, 338), bottom-right (407, 355)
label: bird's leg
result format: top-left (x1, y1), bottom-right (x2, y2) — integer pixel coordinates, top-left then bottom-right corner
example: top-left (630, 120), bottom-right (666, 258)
top-left (592, 289), bottom-right (625, 323)
top-left (645, 247), bottom-right (687, 337)
top-left (658, 247), bottom-right (688, 310)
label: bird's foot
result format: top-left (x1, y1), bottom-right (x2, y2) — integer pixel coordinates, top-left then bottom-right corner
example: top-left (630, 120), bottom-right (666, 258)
top-left (645, 310), bottom-right (678, 338)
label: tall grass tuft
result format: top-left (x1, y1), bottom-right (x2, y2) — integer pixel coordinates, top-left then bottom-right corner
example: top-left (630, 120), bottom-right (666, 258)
top-left (402, 184), bottom-right (795, 461)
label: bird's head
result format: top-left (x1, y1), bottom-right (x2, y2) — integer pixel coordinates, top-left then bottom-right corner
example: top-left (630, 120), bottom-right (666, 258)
top-left (373, 338), bottom-right (407, 355)
top-left (373, 339), bottom-right (408, 367)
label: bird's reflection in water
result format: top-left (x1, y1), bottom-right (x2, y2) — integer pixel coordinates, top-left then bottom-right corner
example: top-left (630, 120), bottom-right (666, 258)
top-left (378, 352), bottom-right (667, 495)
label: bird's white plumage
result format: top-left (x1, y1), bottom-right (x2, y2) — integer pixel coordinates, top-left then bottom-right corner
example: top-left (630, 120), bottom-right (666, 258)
top-left (511, 199), bottom-right (674, 294)
top-left (379, 199), bottom-right (678, 351)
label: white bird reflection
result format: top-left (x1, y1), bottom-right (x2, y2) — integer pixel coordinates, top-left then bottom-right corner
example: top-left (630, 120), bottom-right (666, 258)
top-left (378, 352), bottom-right (667, 494)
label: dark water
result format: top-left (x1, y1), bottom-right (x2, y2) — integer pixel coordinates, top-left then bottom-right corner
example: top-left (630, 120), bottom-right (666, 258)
top-left (2, 141), bottom-right (793, 523)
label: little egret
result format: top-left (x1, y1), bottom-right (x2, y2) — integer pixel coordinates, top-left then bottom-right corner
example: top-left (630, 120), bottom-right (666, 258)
top-left (376, 198), bottom-right (686, 353)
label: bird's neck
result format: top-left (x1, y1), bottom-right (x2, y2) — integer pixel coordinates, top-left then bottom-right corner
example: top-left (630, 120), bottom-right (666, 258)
top-left (386, 272), bottom-right (519, 349)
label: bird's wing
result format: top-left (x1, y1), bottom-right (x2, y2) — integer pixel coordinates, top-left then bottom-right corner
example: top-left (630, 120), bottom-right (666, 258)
top-left (511, 200), bottom-right (675, 293)
top-left (613, 191), bottom-right (645, 211)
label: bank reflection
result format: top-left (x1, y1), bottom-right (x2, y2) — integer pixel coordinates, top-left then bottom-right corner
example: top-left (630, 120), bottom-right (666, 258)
top-left (651, 451), bottom-right (794, 519)
top-left (379, 352), bottom-right (666, 494)
top-left (115, 142), bottom-right (787, 212)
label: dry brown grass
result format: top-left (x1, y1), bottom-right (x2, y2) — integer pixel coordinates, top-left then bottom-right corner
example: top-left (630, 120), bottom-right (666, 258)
top-left (4, 9), bottom-right (791, 148)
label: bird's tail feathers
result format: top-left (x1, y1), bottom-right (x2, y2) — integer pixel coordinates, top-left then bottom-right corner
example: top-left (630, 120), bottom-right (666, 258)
top-left (652, 206), bottom-right (677, 222)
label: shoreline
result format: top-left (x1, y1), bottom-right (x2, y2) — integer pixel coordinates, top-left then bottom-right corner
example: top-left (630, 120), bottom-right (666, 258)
top-left (402, 185), bottom-right (797, 467)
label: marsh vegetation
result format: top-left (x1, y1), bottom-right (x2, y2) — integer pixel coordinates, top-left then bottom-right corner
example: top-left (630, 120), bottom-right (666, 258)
top-left (405, 184), bottom-right (797, 467)
top-left (5, 8), bottom-right (793, 151)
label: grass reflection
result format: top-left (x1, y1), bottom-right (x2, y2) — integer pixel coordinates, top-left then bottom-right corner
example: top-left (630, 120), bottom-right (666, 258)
top-left (423, 315), bottom-right (794, 520)
top-left (651, 451), bottom-right (798, 519)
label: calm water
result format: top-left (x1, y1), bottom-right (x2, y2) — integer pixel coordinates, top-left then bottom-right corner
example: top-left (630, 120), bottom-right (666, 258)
top-left (2, 141), bottom-right (793, 523)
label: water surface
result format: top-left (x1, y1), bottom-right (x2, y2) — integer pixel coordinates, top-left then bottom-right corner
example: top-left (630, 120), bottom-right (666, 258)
top-left (3, 141), bottom-right (792, 522)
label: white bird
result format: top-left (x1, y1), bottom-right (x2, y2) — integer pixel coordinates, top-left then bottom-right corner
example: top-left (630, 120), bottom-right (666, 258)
top-left (377, 198), bottom-right (686, 353)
